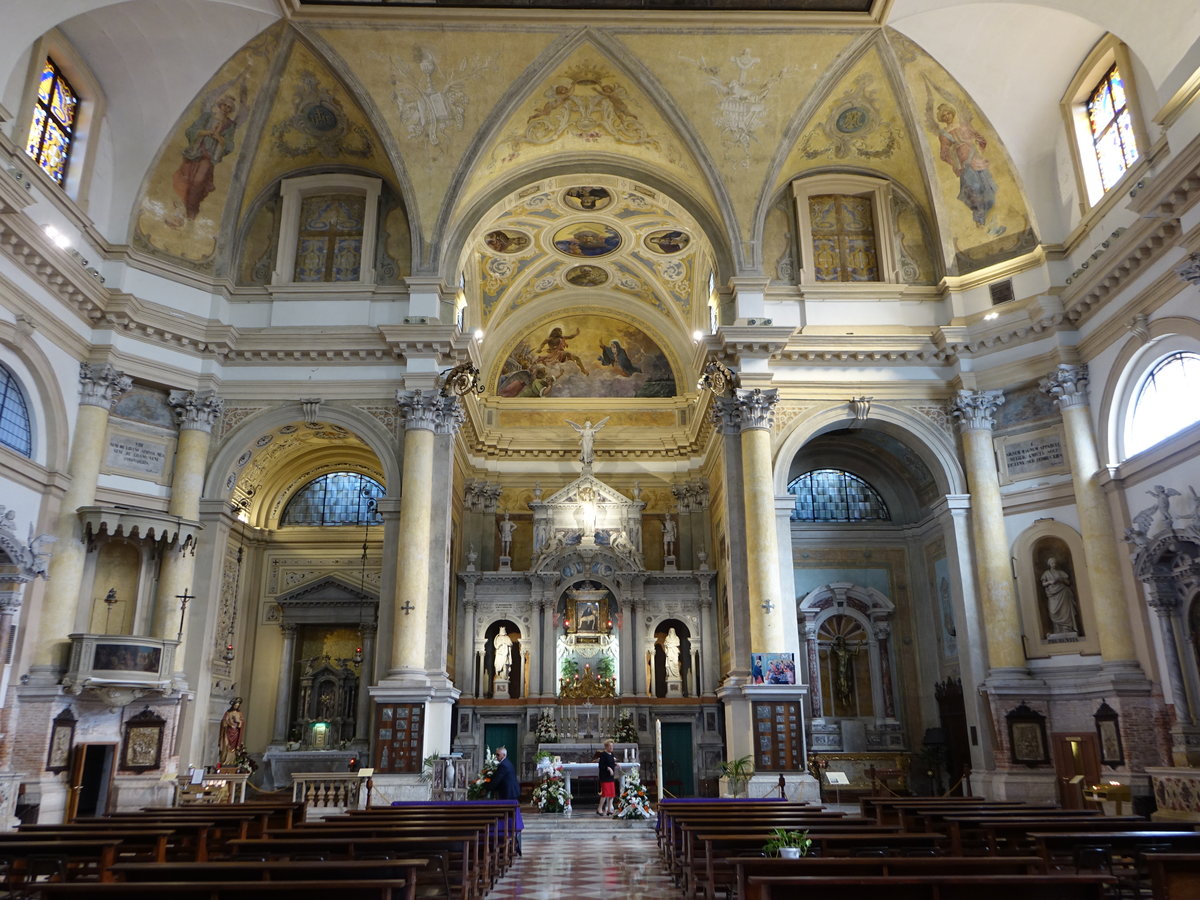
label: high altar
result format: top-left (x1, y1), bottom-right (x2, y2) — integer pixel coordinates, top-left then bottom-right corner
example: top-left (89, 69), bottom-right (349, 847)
top-left (454, 438), bottom-right (729, 789)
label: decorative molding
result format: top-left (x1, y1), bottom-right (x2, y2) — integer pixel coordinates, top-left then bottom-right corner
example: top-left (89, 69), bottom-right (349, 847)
top-left (950, 389), bottom-right (1005, 432)
top-left (1039, 364), bottom-right (1090, 410)
top-left (168, 389), bottom-right (224, 432)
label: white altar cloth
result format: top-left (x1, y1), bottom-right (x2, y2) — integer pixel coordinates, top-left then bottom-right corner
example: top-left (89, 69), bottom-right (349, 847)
top-left (559, 761), bottom-right (639, 799)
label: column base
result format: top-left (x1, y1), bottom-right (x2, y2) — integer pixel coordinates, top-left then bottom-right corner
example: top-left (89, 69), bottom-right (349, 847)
top-left (370, 672), bottom-right (461, 764)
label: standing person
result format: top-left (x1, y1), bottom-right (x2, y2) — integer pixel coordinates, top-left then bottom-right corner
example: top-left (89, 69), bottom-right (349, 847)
top-left (597, 739), bottom-right (619, 816)
top-left (489, 746), bottom-right (523, 854)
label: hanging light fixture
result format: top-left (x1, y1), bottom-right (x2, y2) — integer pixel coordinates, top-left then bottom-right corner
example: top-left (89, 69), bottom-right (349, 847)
top-left (223, 502), bottom-right (247, 663)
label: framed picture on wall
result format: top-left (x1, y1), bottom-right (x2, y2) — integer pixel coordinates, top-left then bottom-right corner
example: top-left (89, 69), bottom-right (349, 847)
top-left (1094, 701), bottom-right (1125, 768)
top-left (1006, 703), bottom-right (1049, 766)
top-left (120, 707), bottom-right (166, 772)
top-left (46, 708), bottom-right (76, 773)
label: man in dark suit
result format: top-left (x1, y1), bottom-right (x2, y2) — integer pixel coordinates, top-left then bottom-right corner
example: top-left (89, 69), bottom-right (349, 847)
top-left (490, 746), bottom-right (522, 855)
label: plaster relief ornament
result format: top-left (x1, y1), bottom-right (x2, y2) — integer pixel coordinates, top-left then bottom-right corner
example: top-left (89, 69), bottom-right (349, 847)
top-left (272, 70), bottom-right (372, 159)
top-left (494, 63), bottom-right (668, 166)
top-left (390, 46), bottom-right (492, 147)
top-left (680, 48), bottom-right (792, 165)
top-left (801, 74), bottom-right (898, 160)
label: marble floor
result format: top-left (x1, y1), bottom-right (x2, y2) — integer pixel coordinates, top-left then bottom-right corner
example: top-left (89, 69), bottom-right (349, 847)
top-left (487, 808), bottom-right (682, 899)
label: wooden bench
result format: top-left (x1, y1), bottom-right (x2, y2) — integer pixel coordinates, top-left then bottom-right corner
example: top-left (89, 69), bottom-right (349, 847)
top-left (36, 878), bottom-right (409, 899)
top-left (1144, 851), bottom-right (1200, 900)
top-left (0, 837), bottom-right (126, 885)
top-left (226, 832), bottom-right (478, 900)
top-left (730, 856), bottom-right (1048, 900)
top-left (110, 857), bottom-right (427, 900)
top-left (5, 828), bottom-right (174, 863)
top-left (941, 815), bottom-right (1147, 855)
top-left (745, 873), bottom-right (1114, 900)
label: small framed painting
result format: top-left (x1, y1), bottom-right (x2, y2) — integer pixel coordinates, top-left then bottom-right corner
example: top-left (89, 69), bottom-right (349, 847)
top-left (46, 708), bottom-right (76, 773)
top-left (120, 707), bottom-right (166, 772)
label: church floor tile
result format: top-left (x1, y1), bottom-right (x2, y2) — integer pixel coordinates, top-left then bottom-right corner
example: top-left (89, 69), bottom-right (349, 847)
top-left (489, 809), bottom-right (681, 899)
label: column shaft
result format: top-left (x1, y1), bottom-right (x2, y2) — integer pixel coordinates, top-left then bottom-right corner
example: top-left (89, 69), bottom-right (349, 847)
top-left (739, 391), bottom-right (785, 653)
top-left (392, 425), bottom-right (434, 673)
top-left (952, 391), bottom-right (1024, 671)
top-left (356, 626), bottom-right (376, 740)
top-left (36, 365), bottom-right (130, 670)
top-left (273, 624), bottom-right (298, 742)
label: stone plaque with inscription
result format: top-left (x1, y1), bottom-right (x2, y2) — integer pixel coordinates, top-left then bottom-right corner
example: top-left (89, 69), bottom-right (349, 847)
top-left (996, 426), bottom-right (1066, 484)
top-left (104, 425), bottom-right (175, 484)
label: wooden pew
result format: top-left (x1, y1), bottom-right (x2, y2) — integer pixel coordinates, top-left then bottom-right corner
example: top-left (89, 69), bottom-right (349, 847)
top-left (1144, 851), bottom-right (1200, 900)
top-left (942, 814), bottom-right (1147, 855)
top-left (110, 858), bottom-right (427, 900)
top-left (227, 833), bottom-right (477, 900)
top-left (860, 796), bottom-right (992, 825)
top-left (36, 879), bottom-right (409, 899)
top-left (0, 837), bottom-right (125, 885)
top-left (663, 811), bottom-right (864, 876)
top-left (689, 830), bottom-right (943, 900)
top-left (731, 856), bottom-right (1048, 900)
top-left (23, 821), bottom-right (214, 861)
top-left (1027, 829), bottom-right (1200, 867)
top-left (746, 873), bottom-right (1114, 900)
top-left (5, 828), bottom-right (174, 863)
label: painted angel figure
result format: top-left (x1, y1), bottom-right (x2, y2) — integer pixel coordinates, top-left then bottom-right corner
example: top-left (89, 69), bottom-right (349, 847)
top-left (565, 417), bottom-right (609, 466)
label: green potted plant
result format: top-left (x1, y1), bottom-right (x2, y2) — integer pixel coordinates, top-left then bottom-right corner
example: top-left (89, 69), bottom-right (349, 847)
top-left (763, 827), bottom-right (811, 859)
top-left (718, 755), bottom-right (753, 798)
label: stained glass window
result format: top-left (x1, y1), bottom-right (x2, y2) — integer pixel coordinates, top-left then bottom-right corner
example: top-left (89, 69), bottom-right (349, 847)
top-left (1087, 64), bottom-right (1139, 192)
top-left (1126, 351), bottom-right (1200, 456)
top-left (25, 58), bottom-right (78, 185)
top-left (0, 365), bottom-right (32, 457)
top-left (788, 468), bottom-right (889, 522)
top-left (281, 472), bottom-right (384, 526)
top-left (809, 194), bottom-right (878, 282)
top-left (293, 193), bottom-right (366, 282)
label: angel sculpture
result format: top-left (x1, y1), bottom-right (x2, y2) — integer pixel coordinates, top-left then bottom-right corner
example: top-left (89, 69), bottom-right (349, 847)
top-left (565, 417), bottom-right (610, 466)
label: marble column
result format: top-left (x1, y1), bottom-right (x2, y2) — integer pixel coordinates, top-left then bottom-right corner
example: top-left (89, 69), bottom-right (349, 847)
top-left (459, 585), bottom-right (478, 693)
top-left (356, 622), bottom-right (376, 740)
top-left (804, 621), bottom-right (823, 718)
top-left (34, 364), bottom-right (131, 675)
top-left (713, 396), bottom-right (751, 677)
top-left (619, 591), bottom-right (635, 695)
top-left (389, 389), bottom-right (462, 679)
top-left (737, 388), bottom-right (786, 653)
top-left (537, 578), bottom-right (556, 697)
top-left (272, 623), bottom-right (298, 742)
top-left (695, 573), bottom-right (714, 695)
top-left (1147, 576), bottom-right (1192, 724)
top-left (672, 484), bottom-right (694, 569)
top-left (154, 390), bottom-right (223, 647)
top-left (1040, 364), bottom-right (1136, 661)
top-left (950, 390), bottom-right (1025, 672)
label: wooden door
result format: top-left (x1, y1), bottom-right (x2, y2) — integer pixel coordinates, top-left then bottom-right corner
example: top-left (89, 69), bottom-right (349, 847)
top-left (66, 743), bottom-right (116, 822)
top-left (660, 722), bottom-right (695, 797)
top-left (1051, 732), bottom-right (1101, 809)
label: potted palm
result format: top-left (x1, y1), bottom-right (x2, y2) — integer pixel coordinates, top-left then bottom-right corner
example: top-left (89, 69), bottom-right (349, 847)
top-left (763, 827), bottom-right (812, 859)
top-left (718, 755), bottom-right (753, 798)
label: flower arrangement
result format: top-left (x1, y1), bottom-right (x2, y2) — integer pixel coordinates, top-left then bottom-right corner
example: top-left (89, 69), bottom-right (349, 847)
top-left (613, 712), bottom-right (638, 744)
top-left (534, 713), bottom-right (558, 743)
top-left (614, 766), bottom-right (653, 819)
top-left (531, 769), bottom-right (571, 813)
top-left (467, 747), bottom-right (499, 800)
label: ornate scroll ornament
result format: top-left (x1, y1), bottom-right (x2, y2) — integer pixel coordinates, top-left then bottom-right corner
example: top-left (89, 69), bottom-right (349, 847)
top-left (1039, 364), bottom-right (1090, 409)
top-left (698, 360), bottom-right (739, 397)
top-left (1176, 251), bottom-right (1200, 287)
top-left (437, 362), bottom-right (485, 398)
top-left (395, 389), bottom-right (464, 435)
top-left (949, 389), bottom-right (1005, 432)
top-left (735, 388), bottom-right (779, 432)
top-left (168, 390), bottom-right (224, 433)
top-left (78, 363), bottom-right (131, 409)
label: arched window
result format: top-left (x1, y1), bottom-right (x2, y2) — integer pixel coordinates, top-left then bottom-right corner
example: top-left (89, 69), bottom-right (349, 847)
top-left (788, 469), bottom-right (890, 522)
top-left (1125, 351), bottom-right (1200, 456)
top-left (25, 57), bottom-right (78, 185)
top-left (281, 472), bottom-right (384, 526)
top-left (0, 365), bottom-right (33, 457)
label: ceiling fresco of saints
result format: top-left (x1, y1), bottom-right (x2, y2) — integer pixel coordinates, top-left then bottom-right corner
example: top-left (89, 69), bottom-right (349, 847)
top-left (497, 315), bottom-right (676, 399)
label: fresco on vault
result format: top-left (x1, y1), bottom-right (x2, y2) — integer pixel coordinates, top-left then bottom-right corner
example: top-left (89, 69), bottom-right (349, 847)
top-left (497, 316), bottom-right (676, 399)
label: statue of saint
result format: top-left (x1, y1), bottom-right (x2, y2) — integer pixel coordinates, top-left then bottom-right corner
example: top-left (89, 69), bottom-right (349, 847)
top-left (829, 635), bottom-right (859, 707)
top-left (499, 512), bottom-right (515, 557)
top-left (1041, 556), bottom-right (1079, 634)
top-left (565, 417), bottom-right (609, 466)
top-left (662, 514), bottom-right (677, 556)
top-left (218, 697), bottom-right (245, 767)
top-left (493, 626), bottom-right (512, 680)
top-left (664, 627), bottom-right (681, 680)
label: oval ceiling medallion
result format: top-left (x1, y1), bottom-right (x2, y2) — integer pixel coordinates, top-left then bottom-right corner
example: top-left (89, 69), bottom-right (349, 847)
top-left (484, 229), bottom-right (532, 253)
top-left (644, 229), bottom-right (690, 254)
top-left (564, 264), bottom-right (609, 287)
top-left (552, 222), bottom-right (622, 258)
top-left (563, 185), bottom-right (613, 212)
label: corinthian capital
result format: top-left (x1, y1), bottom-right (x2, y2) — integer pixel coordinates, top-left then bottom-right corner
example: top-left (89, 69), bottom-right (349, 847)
top-left (396, 389), bottom-right (464, 435)
top-left (169, 390), bottom-right (224, 432)
top-left (78, 363), bottom-right (131, 409)
top-left (1039, 364), bottom-right (1090, 409)
top-left (735, 388), bottom-right (779, 432)
top-left (950, 389), bottom-right (1005, 432)
top-left (711, 395), bottom-right (741, 435)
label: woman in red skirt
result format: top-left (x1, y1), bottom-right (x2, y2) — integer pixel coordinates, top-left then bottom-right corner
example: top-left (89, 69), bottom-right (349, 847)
top-left (597, 739), bottom-right (619, 816)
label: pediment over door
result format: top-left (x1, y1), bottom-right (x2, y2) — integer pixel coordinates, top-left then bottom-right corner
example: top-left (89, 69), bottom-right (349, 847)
top-left (276, 575), bottom-right (377, 625)
top-left (530, 473), bottom-right (646, 572)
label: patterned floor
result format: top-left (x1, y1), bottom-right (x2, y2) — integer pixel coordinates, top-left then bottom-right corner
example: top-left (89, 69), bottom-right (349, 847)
top-left (487, 808), bottom-right (682, 899)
